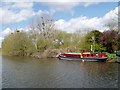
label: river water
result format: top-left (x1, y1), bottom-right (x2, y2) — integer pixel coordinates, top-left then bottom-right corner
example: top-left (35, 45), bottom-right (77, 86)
top-left (2, 56), bottom-right (118, 88)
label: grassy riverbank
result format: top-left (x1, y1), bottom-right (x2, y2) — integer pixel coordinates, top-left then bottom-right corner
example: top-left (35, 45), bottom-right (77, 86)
top-left (106, 52), bottom-right (117, 63)
top-left (106, 52), bottom-right (116, 60)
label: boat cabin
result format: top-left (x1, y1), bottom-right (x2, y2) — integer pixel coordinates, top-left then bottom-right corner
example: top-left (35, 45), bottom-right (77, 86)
top-left (81, 53), bottom-right (107, 58)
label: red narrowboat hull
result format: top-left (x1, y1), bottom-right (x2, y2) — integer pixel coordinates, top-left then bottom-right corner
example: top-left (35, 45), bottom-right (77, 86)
top-left (57, 53), bottom-right (108, 62)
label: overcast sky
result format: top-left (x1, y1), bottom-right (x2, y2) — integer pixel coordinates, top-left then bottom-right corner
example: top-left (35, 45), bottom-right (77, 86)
top-left (0, 1), bottom-right (119, 48)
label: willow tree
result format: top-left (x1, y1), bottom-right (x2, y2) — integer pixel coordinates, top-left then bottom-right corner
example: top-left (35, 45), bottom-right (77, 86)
top-left (2, 31), bottom-right (35, 56)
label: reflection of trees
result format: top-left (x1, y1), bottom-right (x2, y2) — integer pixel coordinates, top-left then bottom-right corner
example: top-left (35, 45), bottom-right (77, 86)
top-left (80, 62), bottom-right (117, 77)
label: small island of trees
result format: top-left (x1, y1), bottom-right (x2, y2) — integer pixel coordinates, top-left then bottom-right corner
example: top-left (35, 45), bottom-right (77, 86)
top-left (2, 15), bottom-right (120, 59)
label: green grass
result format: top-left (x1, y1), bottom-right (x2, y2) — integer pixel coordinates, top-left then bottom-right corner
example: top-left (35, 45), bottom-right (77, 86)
top-left (106, 52), bottom-right (116, 60)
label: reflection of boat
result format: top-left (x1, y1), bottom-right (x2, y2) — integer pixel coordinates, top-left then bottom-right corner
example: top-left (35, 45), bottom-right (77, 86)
top-left (57, 52), bottom-right (108, 62)
top-left (116, 51), bottom-right (120, 63)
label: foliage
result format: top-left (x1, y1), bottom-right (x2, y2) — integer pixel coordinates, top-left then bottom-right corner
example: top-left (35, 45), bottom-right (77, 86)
top-left (84, 30), bottom-right (102, 52)
top-left (29, 14), bottom-right (57, 51)
top-left (2, 14), bottom-right (120, 56)
top-left (85, 30), bottom-right (102, 43)
top-left (100, 30), bottom-right (118, 53)
top-left (117, 33), bottom-right (120, 50)
top-left (70, 31), bottom-right (84, 48)
top-left (106, 52), bottom-right (116, 60)
top-left (37, 37), bottom-right (53, 52)
top-left (54, 31), bottom-right (71, 48)
top-left (2, 31), bottom-right (35, 56)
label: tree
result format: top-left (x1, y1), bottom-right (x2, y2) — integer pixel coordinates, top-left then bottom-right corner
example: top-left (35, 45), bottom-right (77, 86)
top-left (70, 30), bottom-right (84, 48)
top-left (53, 31), bottom-right (71, 48)
top-left (36, 14), bottom-right (57, 39)
top-left (100, 30), bottom-right (118, 53)
top-left (28, 19), bottom-right (38, 50)
top-left (85, 30), bottom-right (102, 43)
top-left (2, 31), bottom-right (35, 56)
top-left (29, 14), bottom-right (57, 52)
top-left (84, 30), bottom-right (102, 52)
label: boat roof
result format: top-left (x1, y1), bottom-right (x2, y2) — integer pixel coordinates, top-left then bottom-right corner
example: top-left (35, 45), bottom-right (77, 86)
top-left (65, 52), bottom-right (103, 54)
top-left (65, 52), bottom-right (81, 54)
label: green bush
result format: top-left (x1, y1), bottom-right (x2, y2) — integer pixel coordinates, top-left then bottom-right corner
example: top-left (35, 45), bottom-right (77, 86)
top-left (2, 31), bottom-right (35, 56)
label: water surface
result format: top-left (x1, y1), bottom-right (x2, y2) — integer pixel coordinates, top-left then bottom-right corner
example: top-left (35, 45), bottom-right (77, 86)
top-left (2, 56), bottom-right (118, 88)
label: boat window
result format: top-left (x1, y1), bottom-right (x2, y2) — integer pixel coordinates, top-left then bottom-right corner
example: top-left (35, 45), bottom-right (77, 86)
top-left (87, 54), bottom-right (89, 57)
top-left (91, 54), bottom-right (93, 57)
top-left (93, 53), bottom-right (96, 57)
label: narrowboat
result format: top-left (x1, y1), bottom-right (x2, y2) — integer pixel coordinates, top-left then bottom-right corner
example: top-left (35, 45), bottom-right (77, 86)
top-left (57, 52), bottom-right (108, 62)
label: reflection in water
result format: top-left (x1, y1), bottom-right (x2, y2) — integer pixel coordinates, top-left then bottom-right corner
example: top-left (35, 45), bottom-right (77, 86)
top-left (2, 56), bottom-right (118, 88)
